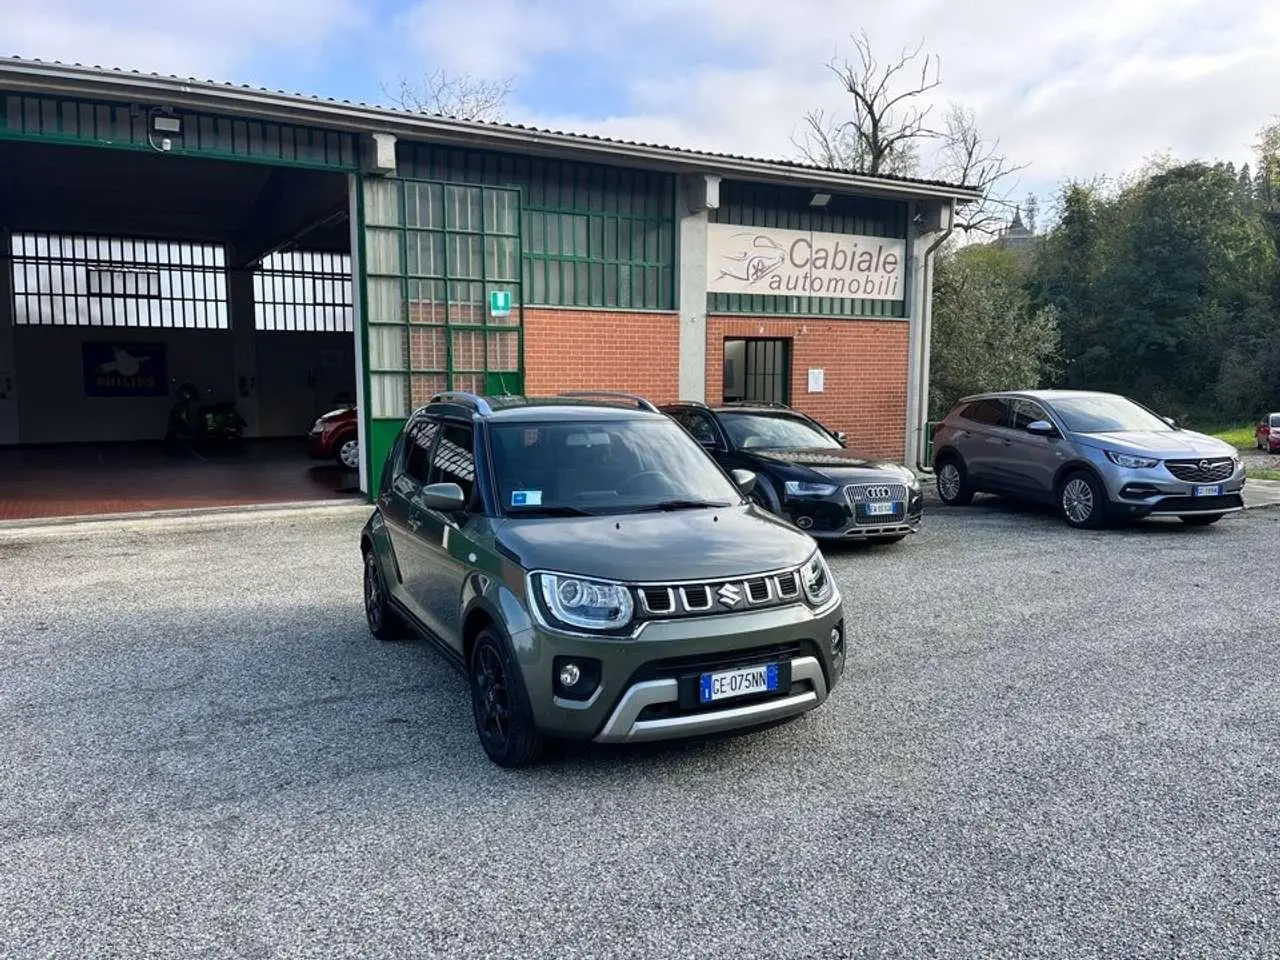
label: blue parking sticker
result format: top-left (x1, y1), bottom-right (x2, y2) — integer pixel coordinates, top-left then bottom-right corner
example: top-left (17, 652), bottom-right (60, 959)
top-left (511, 490), bottom-right (543, 506)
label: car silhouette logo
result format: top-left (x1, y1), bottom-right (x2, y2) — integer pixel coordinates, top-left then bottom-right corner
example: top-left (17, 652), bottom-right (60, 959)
top-left (717, 582), bottom-right (743, 607)
top-left (717, 233), bottom-right (786, 283)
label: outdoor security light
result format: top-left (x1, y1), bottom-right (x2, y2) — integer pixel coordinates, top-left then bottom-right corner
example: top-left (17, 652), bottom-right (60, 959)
top-left (152, 114), bottom-right (182, 135)
top-left (809, 192), bottom-right (832, 208)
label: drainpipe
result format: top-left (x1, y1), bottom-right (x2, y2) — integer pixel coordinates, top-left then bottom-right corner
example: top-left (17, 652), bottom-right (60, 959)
top-left (914, 200), bottom-right (955, 473)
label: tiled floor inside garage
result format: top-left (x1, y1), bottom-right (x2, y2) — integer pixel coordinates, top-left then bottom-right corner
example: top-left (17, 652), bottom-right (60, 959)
top-left (0, 440), bottom-right (362, 522)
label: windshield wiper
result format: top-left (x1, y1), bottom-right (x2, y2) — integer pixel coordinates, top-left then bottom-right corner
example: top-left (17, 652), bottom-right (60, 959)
top-left (625, 499), bottom-right (731, 513)
top-left (507, 505), bottom-right (597, 517)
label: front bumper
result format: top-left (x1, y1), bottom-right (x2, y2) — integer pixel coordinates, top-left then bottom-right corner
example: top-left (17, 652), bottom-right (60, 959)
top-left (517, 596), bottom-right (845, 743)
top-left (783, 485), bottom-right (924, 540)
top-left (1103, 461), bottom-right (1247, 517)
top-left (307, 430), bottom-right (335, 459)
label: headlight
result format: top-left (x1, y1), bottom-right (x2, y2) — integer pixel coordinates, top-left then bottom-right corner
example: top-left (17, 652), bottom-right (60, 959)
top-left (784, 480), bottom-right (838, 497)
top-left (800, 550), bottom-right (834, 605)
top-left (1105, 451), bottom-right (1159, 469)
top-left (537, 573), bottom-right (634, 631)
top-left (311, 418), bottom-right (326, 433)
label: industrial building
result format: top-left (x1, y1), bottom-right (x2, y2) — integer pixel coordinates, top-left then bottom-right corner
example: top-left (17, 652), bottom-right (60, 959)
top-left (0, 57), bottom-right (979, 519)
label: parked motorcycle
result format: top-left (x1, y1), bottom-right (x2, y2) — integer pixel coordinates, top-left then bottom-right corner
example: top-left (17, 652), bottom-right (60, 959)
top-left (164, 381), bottom-right (246, 453)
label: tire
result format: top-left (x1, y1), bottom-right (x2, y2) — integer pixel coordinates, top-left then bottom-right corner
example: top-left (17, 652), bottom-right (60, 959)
top-left (935, 458), bottom-right (974, 506)
top-left (1180, 513), bottom-right (1225, 527)
top-left (363, 548), bottom-right (405, 641)
top-left (336, 435), bottom-right (360, 469)
top-left (1058, 470), bottom-right (1107, 529)
top-left (748, 476), bottom-right (782, 514)
top-left (469, 629), bottom-right (544, 768)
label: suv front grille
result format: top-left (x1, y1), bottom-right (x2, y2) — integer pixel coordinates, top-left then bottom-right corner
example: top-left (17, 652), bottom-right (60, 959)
top-left (1165, 459), bottom-right (1234, 482)
top-left (635, 567), bottom-right (806, 618)
top-left (844, 482), bottom-right (909, 526)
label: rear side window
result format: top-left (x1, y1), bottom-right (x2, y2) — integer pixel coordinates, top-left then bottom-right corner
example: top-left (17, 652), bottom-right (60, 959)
top-left (1271, 414), bottom-right (1280, 428)
top-left (402, 418), bottom-right (440, 486)
top-left (959, 399), bottom-right (1004, 426)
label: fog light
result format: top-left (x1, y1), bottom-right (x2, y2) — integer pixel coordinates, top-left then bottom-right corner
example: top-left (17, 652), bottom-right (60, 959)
top-left (830, 624), bottom-right (844, 658)
top-left (796, 515), bottom-right (814, 530)
top-left (558, 662), bottom-right (581, 688)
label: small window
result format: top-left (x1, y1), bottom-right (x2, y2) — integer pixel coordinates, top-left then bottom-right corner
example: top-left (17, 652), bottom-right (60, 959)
top-left (1270, 413), bottom-right (1280, 428)
top-left (402, 417), bottom-right (441, 486)
top-left (430, 423), bottom-right (476, 505)
top-left (672, 410), bottom-right (720, 447)
top-left (1008, 399), bottom-right (1050, 431)
top-left (960, 399), bottom-right (1004, 426)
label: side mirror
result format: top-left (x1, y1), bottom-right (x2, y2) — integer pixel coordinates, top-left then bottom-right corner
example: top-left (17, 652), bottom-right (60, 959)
top-left (1026, 420), bottom-right (1058, 437)
top-left (731, 469), bottom-right (758, 496)
top-left (834, 431), bottom-right (847, 445)
top-left (420, 481), bottom-right (466, 512)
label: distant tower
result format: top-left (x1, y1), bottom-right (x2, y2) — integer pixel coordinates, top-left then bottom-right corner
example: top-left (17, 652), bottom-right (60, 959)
top-left (995, 206), bottom-right (1036, 261)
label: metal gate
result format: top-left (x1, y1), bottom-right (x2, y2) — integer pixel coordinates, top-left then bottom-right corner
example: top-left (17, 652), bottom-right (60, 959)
top-left (357, 176), bottom-right (524, 491)
top-left (729, 337), bottom-right (791, 405)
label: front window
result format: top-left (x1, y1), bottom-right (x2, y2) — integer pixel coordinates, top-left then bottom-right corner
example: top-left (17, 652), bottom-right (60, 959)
top-left (489, 418), bottom-right (741, 516)
top-left (1050, 395), bottom-right (1173, 434)
top-left (718, 412), bottom-right (839, 451)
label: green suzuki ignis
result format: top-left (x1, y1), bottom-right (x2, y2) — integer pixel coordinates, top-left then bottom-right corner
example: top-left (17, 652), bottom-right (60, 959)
top-left (360, 392), bottom-right (845, 767)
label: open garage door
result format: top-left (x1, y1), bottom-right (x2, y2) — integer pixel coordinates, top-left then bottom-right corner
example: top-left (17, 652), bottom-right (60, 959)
top-left (0, 134), bottom-right (362, 521)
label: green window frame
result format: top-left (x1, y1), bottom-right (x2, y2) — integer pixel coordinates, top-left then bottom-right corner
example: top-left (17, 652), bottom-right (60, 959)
top-left (361, 177), bottom-right (524, 425)
top-left (399, 145), bottom-right (676, 310)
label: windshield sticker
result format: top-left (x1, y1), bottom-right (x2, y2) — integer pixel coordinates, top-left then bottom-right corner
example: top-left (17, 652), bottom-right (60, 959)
top-left (511, 490), bottom-right (543, 507)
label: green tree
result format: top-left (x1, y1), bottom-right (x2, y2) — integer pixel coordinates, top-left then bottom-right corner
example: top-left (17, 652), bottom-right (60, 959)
top-left (929, 243), bottom-right (1061, 418)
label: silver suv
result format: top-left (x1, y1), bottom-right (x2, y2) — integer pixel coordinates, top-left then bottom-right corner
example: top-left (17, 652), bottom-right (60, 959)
top-left (932, 390), bottom-right (1245, 528)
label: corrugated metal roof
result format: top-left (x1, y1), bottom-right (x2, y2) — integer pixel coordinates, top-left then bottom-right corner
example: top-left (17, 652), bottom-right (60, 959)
top-left (0, 56), bottom-right (982, 201)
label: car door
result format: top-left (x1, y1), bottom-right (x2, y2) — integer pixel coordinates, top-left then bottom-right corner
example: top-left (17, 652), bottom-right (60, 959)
top-left (951, 398), bottom-right (1006, 486)
top-left (405, 418), bottom-right (481, 654)
top-left (997, 399), bottom-right (1066, 500)
top-left (380, 414), bottom-right (440, 626)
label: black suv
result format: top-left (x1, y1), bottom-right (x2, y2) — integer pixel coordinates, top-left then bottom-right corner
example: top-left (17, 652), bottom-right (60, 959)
top-left (661, 401), bottom-right (923, 544)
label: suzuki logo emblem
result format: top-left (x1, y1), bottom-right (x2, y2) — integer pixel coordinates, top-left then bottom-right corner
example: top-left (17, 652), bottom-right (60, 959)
top-left (717, 582), bottom-right (743, 608)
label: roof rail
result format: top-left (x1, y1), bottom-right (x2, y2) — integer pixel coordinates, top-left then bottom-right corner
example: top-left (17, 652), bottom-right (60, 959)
top-left (429, 392), bottom-right (494, 415)
top-left (557, 391), bottom-right (660, 413)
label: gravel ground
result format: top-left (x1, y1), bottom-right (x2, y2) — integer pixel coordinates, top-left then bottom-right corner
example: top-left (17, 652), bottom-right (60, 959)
top-left (1, 502), bottom-right (1278, 959)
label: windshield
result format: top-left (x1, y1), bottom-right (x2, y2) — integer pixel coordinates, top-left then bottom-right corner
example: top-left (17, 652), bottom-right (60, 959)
top-left (489, 418), bottom-right (740, 516)
top-left (1050, 395), bottom-right (1173, 434)
top-left (719, 412), bottom-right (840, 450)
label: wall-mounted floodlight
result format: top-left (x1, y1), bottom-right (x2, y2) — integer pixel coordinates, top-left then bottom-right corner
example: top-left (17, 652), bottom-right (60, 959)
top-left (152, 115), bottom-right (182, 135)
top-left (809, 191), bottom-right (832, 208)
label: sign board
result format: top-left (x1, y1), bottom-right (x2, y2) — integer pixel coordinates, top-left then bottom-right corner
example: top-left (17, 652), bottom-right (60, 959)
top-left (82, 342), bottom-right (168, 397)
top-left (707, 222), bottom-right (905, 301)
top-left (808, 368), bottom-right (825, 393)
top-left (489, 290), bottom-right (513, 318)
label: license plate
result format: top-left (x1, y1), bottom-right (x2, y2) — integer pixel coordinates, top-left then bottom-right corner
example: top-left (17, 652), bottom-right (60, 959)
top-left (699, 663), bottom-right (779, 703)
top-left (1194, 485), bottom-right (1222, 497)
top-left (864, 501), bottom-right (897, 516)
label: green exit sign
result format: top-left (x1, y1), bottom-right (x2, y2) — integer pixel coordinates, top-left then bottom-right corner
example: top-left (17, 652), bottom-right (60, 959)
top-left (489, 290), bottom-right (513, 318)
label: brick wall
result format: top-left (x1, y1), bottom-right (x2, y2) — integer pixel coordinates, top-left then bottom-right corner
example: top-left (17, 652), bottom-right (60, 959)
top-left (524, 308), bottom-right (681, 402)
top-left (706, 316), bottom-right (909, 461)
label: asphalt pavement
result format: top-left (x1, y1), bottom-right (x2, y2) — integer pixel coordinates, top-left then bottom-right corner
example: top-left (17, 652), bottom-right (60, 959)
top-left (1, 500), bottom-right (1278, 959)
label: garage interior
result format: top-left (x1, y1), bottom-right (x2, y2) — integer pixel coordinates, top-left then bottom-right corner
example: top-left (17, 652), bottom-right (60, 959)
top-left (0, 137), bottom-right (362, 520)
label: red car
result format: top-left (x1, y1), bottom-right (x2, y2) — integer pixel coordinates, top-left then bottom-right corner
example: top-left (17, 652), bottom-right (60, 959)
top-left (308, 406), bottom-right (359, 468)
top-left (1257, 413), bottom-right (1280, 453)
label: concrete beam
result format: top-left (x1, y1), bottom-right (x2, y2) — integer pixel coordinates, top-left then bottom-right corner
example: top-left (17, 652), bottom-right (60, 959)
top-left (677, 174), bottom-right (716, 402)
top-left (231, 169), bottom-right (349, 268)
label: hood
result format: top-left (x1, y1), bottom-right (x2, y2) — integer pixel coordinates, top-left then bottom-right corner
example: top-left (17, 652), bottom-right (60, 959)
top-left (1075, 430), bottom-right (1236, 459)
top-left (750, 447), bottom-right (914, 481)
top-left (495, 506), bottom-right (816, 582)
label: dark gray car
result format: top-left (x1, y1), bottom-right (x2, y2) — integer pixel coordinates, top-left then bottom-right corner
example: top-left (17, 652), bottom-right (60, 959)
top-left (932, 390), bottom-right (1245, 528)
top-left (361, 392), bottom-right (846, 767)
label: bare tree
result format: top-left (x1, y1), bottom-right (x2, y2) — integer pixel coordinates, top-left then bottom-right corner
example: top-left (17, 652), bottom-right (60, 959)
top-left (793, 31), bottom-right (942, 176)
top-left (933, 104), bottom-right (1028, 236)
top-left (383, 69), bottom-right (513, 122)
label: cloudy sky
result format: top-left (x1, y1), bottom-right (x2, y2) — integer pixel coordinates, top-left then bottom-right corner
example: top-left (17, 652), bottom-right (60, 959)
top-left (4, 0), bottom-right (1277, 223)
